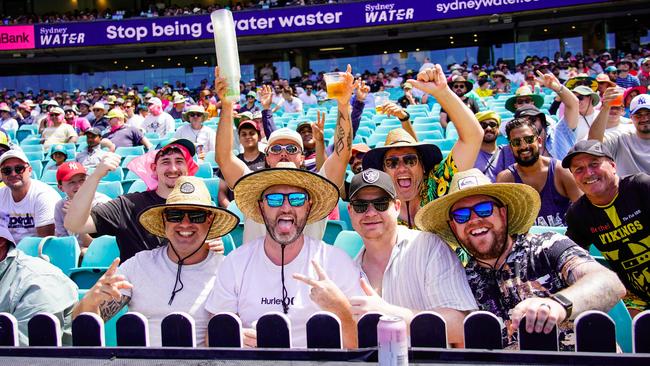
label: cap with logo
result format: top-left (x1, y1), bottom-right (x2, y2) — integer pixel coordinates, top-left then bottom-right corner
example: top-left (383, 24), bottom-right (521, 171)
top-left (630, 94), bottom-right (650, 115)
top-left (349, 169), bottom-right (396, 200)
top-left (56, 161), bottom-right (87, 182)
top-left (561, 139), bottom-right (615, 169)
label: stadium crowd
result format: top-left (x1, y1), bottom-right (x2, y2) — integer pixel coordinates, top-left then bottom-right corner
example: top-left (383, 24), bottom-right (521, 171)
top-left (1, 0), bottom-right (349, 25)
top-left (0, 48), bottom-right (649, 350)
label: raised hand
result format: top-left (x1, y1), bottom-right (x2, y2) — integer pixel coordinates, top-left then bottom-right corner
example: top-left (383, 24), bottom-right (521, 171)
top-left (213, 67), bottom-right (230, 102)
top-left (378, 102), bottom-right (408, 120)
top-left (601, 86), bottom-right (624, 108)
top-left (311, 111), bottom-right (325, 145)
top-left (206, 237), bottom-right (225, 254)
top-left (86, 258), bottom-right (133, 307)
top-left (534, 70), bottom-right (562, 93)
top-left (408, 64), bottom-right (448, 97)
top-left (259, 84), bottom-right (273, 110)
top-left (354, 78), bottom-right (371, 102)
top-left (94, 153), bottom-right (121, 179)
top-left (349, 277), bottom-right (389, 317)
top-left (293, 260), bottom-right (350, 314)
top-left (331, 64), bottom-right (355, 105)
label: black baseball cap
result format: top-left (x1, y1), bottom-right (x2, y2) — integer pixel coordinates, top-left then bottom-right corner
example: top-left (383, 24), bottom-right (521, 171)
top-left (84, 127), bottom-right (102, 136)
top-left (561, 140), bottom-right (614, 169)
top-left (349, 169), bottom-right (396, 200)
top-left (514, 105), bottom-right (547, 125)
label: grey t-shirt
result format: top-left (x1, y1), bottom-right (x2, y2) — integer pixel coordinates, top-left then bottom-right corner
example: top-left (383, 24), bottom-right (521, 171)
top-left (54, 192), bottom-right (111, 237)
top-left (603, 130), bottom-right (650, 177)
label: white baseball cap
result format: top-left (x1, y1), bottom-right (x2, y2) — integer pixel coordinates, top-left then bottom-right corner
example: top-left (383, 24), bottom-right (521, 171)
top-left (630, 94), bottom-right (650, 115)
top-left (0, 149), bottom-right (30, 166)
top-left (147, 97), bottom-right (163, 107)
top-left (267, 127), bottom-right (304, 150)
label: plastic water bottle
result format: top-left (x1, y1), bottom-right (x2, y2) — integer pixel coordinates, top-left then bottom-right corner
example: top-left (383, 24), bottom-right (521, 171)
top-left (211, 9), bottom-right (241, 103)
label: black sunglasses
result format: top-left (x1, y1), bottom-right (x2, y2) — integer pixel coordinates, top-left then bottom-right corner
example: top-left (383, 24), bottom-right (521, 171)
top-left (350, 198), bottom-right (391, 214)
top-left (187, 113), bottom-right (203, 118)
top-left (1, 165), bottom-right (28, 176)
top-left (480, 121), bottom-right (498, 129)
top-left (384, 154), bottom-right (418, 170)
top-left (164, 209), bottom-right (210, 223)
top-left (510, 135), bottom-right (537, 147)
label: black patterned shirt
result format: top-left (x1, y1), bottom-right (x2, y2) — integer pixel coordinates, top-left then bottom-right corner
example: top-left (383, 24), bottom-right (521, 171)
top-left (465, 232), bottom-right (594, 350)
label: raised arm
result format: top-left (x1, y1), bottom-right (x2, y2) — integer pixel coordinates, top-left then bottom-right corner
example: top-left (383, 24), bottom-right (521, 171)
top-left (259, 84), bottom-right (277, 138)
top-left (380, 102), bottom-right (418, 140)
top-left (214, 67), bottom-right (248, 188)
top-left (312, 111), bottom-right (327, 171)
top-left (588, 87), bottom-right (622, 141)
top-left (535, 70), bottom-right (579, 130)
top-left (72, 259), bottom-right (133, 322)
top-left (321, 65), bottom-right (354, 188)
top-left (409, 65), bottom-right (483, 171)
top-left (64, 152), bottom-right (121, 234)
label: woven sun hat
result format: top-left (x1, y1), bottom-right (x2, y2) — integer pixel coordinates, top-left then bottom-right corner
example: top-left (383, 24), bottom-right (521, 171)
top-left (447, 75), bottom-right (473, 93)
top-left (414, 168), bottom-right (540, 247)
top-left (362, 128), bottom-right (442, 173)
top-left (232, 162), bottom-right (339, 225)
top-left (595, 73), bottom-right (617, 87)
top-left (182, 104), bottom-right (209, 121)
top-left (138, 176), bottom-right (239, 240)
top-left (505, 85), bottom-right (544, 112)
top-left (172, 94), bottom-right (187, 104)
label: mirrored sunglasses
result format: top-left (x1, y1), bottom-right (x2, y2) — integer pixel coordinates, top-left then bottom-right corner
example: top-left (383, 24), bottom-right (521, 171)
top-left (450, 201), bottom-right (497, 224)
top-left (164, 209), bottom-right (209, 223)
top-left (268, 144), bottom-right (301, 155)
top-left (350, 198), bottom-right (391, 214)
top-left (510, 135), bottom-right (537, 147)
top-left (263, 192), bottom-right (307, 208)
top-left (384, 154), bottom-right (419, 170)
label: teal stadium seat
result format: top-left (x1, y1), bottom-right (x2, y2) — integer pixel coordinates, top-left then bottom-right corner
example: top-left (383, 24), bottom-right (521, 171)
top-left (323, 220), bottom-right (347, 245)
top-left (127, 179), bottom-right (148, 193)
top-left (221, 234), bottom-right (236, 255)
top-left (17, 236), bottom-right (80, 276)
top-left (96, 181), bottom-right (124, 199)
top-left (68, 235), bottom-right (120, 289)
top-left (115, 146), bottom-right (145, 157)
top-left (333, 231), bottom-right (364, 259)
top-left (195, 162), bottom-right (213, 178)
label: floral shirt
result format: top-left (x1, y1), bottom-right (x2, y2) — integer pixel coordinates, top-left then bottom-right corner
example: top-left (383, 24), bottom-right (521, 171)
top-left (465, 232), bottom-right (594, 351)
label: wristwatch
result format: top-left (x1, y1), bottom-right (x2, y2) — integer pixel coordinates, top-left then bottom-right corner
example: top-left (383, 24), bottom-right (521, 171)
top-left (550, 293), bottom-right (573, 319)
top-left (398, 110), bottom-right (410, 122)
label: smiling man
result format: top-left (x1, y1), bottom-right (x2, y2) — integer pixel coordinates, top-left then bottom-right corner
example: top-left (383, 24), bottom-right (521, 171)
top-left (206, 164), bottom-right (361, 348)
top-left (473, 110), bottom-right (509, 182)
top-left (563, 139), bottom-right (650, 316)
top-left (497, 118), bottom-right (581, 226)
top-left (415, 168), bottom-right (625, 350)
top-left (65, 139), bottom-right (200, 261)
top-left (73, 176), bottom-right (239, 346)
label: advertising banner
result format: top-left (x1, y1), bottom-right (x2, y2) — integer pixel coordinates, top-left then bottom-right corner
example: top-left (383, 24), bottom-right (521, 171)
top-left (0, 25), bottom-right (35, 50)
top-left (1, 0), bottom-right (611, 50)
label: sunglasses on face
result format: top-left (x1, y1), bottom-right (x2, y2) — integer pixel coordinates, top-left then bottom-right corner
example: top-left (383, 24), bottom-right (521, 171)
top-left (268, 144), bottom-right (301, 155)
top-left (480, 121), bottom-right (498, 129)
top-left (450, 201), bottom-right (498, 224)
top-left (263, 192), bottom-right (308, 208)
top-left (348, 152), bottom-right (366, 164)
top-left (350, 198), bottom-right (391, 214)
top-left (92, 109), bottom-right (102, 112)
top-left (574, 94), bottom-right (587, 101)
top-left (452, 84), bottom-right (466, 89)
top-left (1, 165), bottom-right (28, 176)
top-left (49, 113), bottom-right (61, 117)
top-left (510, 135), bottom-right (537, 147)
top-left (516, 98), bottom-right (533, 105)
top-left (164, 209), bottom-right (210, 223)
top-left (617, 69), bottom-right (628, 73)
top-left (384, 154), bottom-right (419, 170)
top-left (188, 113), bottom-right (203, 118)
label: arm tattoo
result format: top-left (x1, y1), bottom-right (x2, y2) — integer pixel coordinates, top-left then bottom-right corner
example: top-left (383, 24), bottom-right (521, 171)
top-left (334, 110), bottom-right (350, 155)
top-left (99, 295), bottom-right (131, 321)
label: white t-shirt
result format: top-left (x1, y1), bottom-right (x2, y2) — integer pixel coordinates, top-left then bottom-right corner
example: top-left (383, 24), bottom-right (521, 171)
top-left (42, 123), bottom-right (78, 150)
top-left (205, 236), bottom-right (362, 348)
top-left (355, 226), bottom-right (477, 312)
top-left (1, 118), bottom-right (18, 131)
top-left (299, 93), bottom-right (318, 106)
top-left (173, 124), bottom-right (216, 156)
top-left (575, 112), bottom-right (596, 142)
top-left (126, 115), bottom-right (145, 131)
top-left (239, 165), bottom-right (328, 243)
top-left (142, 112), bottom-right (175, 137)
top-left (278, 97), bottom-right (303, 113)
top-left (119, 247), bottom-right (223, 347)
top-left (0, 180), bottom-right (61, 243)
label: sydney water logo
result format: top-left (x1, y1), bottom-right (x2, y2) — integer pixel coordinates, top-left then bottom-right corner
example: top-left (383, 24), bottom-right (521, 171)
top-left (364, 3), bottom-right (415, 23)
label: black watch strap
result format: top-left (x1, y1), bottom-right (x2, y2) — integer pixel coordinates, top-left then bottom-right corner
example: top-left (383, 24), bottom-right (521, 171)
top-left (398, 110), bottom-right (410, 122)
top-left (550, 293), bottom-right (573, 319)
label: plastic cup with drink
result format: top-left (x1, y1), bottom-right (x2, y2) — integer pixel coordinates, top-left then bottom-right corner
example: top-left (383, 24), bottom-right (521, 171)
top-left (324, 72), bottom-right (346, 100)
top-left (374, 91), bottom-right (390, 114)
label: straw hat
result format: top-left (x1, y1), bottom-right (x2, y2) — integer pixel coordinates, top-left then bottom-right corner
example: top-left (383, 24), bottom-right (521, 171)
top-left (505, 86), bottom-right (544, 112)
top-left (414, 168), bottom-right (540, 248)
top-left (232, 162), bottom-right (339, 225)
top-left (138, 176), bottom-right (239, 240)
top-left (595, 73), bottom-right (616, 87)
top-left (447, 76), bottom-right (473, 93)
top-left (362, 128), bottom-right (442, 173)
top-left (182, 105), bottom-right (209, 121)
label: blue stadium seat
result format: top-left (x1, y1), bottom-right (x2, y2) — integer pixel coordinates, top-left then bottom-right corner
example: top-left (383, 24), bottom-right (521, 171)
top-left (115, 146), bottom-right (145, 157)
top-left (338, 200), bottom-right (352, 231)
top-left (21, 145), bottom-right (44, 153)
top-left (195, 162), bottom-right (213, 178)
top-left (23, 150), bottom-right (44, 161)
top-left (19, 136), bottom-right (41, 146)
top-left (221, 234), bottom-right (236, 256)
top-left (333, 231), bottom-right (364, 259)
top-left (127, 179), bottom-right (148, 193)
top-left (96, 181), bottom-right (124, 199)
top-left (101, 166), bottom-right (124, 182)
top-left (203, 177), bottom-right (220, 203)
top-left (226, 201), bottom-right (244, 221)
top-left (30, 160), bottom-right (43, 180)
top-left (17, 236), bottom-right (80, 276)
top-left (417, 130), bottom-right (444, 140)
top-left (69, 235), bottom-right (120, 289)
top-left (323, 220), bottom-right (347, 245)
top-left (40, 169), bottom-right (58, 185)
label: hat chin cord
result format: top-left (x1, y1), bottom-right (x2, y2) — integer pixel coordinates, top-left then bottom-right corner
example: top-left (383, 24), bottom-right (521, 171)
top-left (166, 215), bottom-right (215, 305)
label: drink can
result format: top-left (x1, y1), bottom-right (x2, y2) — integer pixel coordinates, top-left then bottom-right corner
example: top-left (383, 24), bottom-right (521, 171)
top-left (377, 315), bottom-right (408, 366)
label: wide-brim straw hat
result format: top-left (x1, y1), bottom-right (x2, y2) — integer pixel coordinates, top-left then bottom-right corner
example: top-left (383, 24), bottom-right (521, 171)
top-left (447, 76), bottom-right (473, 93)
top-left (362, 128), bottom-right (442, 173)
top-left (232, 162), bottom-right (339, 225)
top-left (182, 105), bottom-right (209, 121)
top-left (139, 176), bottom-right (239, 240)
top-left (595, 73), bottom-right (616, 87)
top-left (505, 86), bottom-right (544, 112)
top-left (414, 168), bottom-right (540, 248)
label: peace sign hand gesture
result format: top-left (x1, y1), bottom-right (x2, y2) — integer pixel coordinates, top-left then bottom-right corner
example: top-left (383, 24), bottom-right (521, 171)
top-left (293, 260), bottom-right (350, 313)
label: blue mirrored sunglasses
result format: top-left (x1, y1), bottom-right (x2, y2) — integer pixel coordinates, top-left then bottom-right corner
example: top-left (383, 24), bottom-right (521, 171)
top-left (264, 192), bottom-right (308, 208)
top-left (450, 201), bottom-right (497, 224)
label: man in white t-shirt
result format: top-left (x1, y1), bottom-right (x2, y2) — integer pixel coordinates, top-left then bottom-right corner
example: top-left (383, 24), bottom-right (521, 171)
top-left (298, 84), bottom-right (318, 106)
top-left (273, 87), bottom-right (303, 114)
top-left (214, 66), bottom-right (353, 243)
top-left (0, 150), bottom-right (60, 243)
top-left (206, 164), bottom-right (362, 348)
top-left (73, 176), bottom-right (239, 347)
top-left (344, 169), bottom-right (478, 347)
top-left (174, 105), bottom-right (215, 161)
top-left (142, 97), bottom-right (175, 137)
top-left (41, 107), bottom-right (78, 151)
